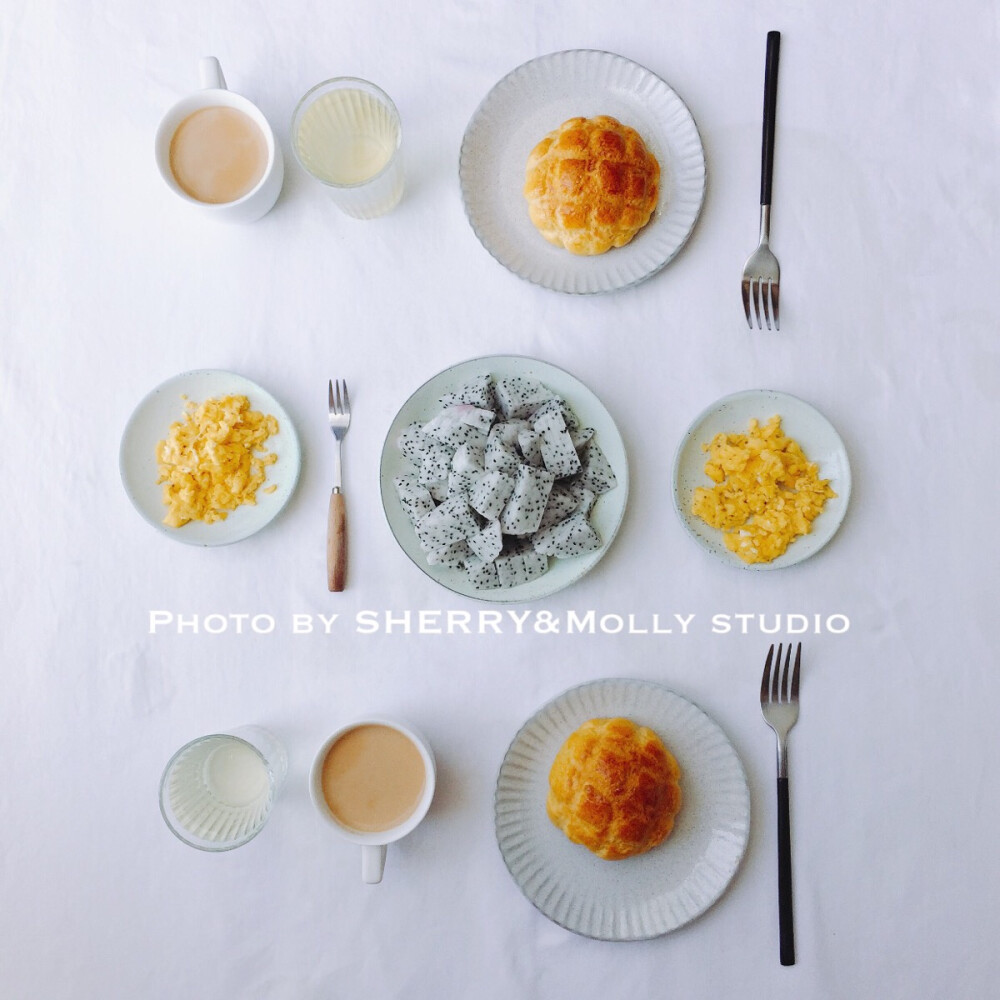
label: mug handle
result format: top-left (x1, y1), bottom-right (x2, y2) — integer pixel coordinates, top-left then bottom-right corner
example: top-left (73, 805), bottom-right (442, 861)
top-left (199, 56), bottom-right (227, 91)
top-left (362, 844), bottom-right (388, 884)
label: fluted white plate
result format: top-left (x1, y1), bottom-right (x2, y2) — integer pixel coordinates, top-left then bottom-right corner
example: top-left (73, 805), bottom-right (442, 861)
top-left (495, 679), bottom-right (750, 940)
top-left (380, 356), bottom-right (628, 602)
top-left (672, 390), bottom-right (852, 570)
top-left (460, 50), bottom-right (706, 294)
top-left (120, 370), bottom-right (301, 546)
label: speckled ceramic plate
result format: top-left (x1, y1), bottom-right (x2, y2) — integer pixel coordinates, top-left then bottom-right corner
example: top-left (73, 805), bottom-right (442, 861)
top-left (672, 389), bottom-right (852, 570)
top-left (495, 679), bottom-right (750, 940)
top-left (119, 369), bottom-right (300, 546)
top-left (380, 356), bottom-right (628, 602)
top-left (459, 50), bottom-right (706, 294)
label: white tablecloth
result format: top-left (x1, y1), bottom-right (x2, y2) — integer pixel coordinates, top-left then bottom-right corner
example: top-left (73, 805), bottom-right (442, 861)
top-left (2, 1), bottom-right (997, 997)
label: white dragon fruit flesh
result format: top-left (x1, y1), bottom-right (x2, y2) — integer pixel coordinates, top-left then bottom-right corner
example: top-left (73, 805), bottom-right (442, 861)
top-left (577, 440), bottom-right (618, 494)
top-left (465, 557), bottom-right (500, 590)
top-left (421, 407), bottom-right (489, 452)
top-left (451, 439), bottom-right (486, 473)
top-left (532, 405), bottom-right (582, 479)
top-left (415, 494), bottom-right (480, 553)
top-left (468, 518), bottom-right (503, 563)
top-left (426, 538), bottom-right (472, 568)
top-left (494, 376), bottom-right (558, 420)
top-left (469, 470), bottom-right (515, 521)
top-left (447, 469), bottom-right (484, 501)
top-left (532, 511), bottom-right (602, 558)
top-left (393, 474), bottom-right (436, 526)
top-left (439, 374), bottom-right (496, 411)
top-left (494, 538), bottom-right (549, 587)
top-left (484, 421), bottom-right (525, 474)
top-left (394, 371), bottom-right (618, 591)
top-left (499, 464), bottom-right (555, 536)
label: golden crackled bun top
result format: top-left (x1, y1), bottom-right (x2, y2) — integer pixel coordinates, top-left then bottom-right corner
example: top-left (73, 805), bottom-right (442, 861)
top-left (523, 116), bottom-right (660, 256)
top-left (546, 717), bottom-right (682, 861)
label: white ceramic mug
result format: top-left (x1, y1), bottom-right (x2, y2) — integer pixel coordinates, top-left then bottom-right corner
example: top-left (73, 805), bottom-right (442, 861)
top-left (310, 718), bottom-right (436, 884)
top-left (154, 57), bottom-right (284, 223)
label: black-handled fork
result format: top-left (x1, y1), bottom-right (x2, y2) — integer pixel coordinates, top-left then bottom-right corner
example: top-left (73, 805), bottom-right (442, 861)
top-left (760, 641), bottom-right (800, 965)
top-left (742, 30), bottom-right (782, 330)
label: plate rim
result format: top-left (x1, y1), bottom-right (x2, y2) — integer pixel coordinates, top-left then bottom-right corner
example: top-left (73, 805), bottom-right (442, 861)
top-left (671, 388), bottom-right (853, 570)
top-left (378, 353), bottom-right (629, 603)
top-left (458, 48), bottom-right (707, 295)
top-left (119, 367), bottom-right (302, 547)
top-left (493, 676), bottom-right (751, 941)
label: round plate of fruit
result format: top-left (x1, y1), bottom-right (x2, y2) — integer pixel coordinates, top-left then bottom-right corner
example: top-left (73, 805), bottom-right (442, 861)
top-left (379, 355), bottom-right (628, 602)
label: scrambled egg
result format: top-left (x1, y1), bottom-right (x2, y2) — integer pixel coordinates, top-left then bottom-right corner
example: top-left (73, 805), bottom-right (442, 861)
top-left (691, 415), bottom-right (836, 564)
top-left (156, 394), bottom-right (279, 528)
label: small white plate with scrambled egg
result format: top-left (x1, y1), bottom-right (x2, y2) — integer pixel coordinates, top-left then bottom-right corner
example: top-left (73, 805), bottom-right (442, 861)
top-left (672, 390), bottom-right (851, 570)
top-left (120, 370), bottom-right (301, 546)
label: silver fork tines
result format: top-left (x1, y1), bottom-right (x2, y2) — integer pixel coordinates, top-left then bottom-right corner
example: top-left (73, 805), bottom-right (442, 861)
top-left (742, 212), bottom-right (781, 331)
top-left (760, 640), bottom-right (800, 966)
top-left (328, 379), bottom-right (351, 491)
top-left (760, 641), bottom-right (800, 773)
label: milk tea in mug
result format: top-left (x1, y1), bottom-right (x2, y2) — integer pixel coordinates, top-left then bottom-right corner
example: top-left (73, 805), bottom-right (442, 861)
top-left (169, 106), bottom-right (269, 204)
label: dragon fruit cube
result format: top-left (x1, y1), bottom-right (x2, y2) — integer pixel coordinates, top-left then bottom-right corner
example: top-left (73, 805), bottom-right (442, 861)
top-left (499, 464), bottom-right (555, 536)
top-left (447, 469), bottom-right (484, 501)
top-left (393, 474), bottom-right (436, 526)
top-left (468, 519), bottom-right (503, 563)
top-left (439, 374), bottom-right (496, 411)
top-left (466, 557), bottom-right (500, 590)
top-left (495, 538), bottom-right (549, 587)
top-left (532, 406), bottom-right (582, 479)
top-left (516, 426), bottom-right (544, 467)
top-left (532, 511), bottom-right (602, 558)
top-left (469, 470), bottom-right (515, 521)
top-left (451, 439), bottom-right (486, 473)
top-left (485, 421), bottom-right (526, 474)
top-left (417, 439), bottom-right (455, 486)
top-left (416, 495), bottom-right (479, 551)
top-left (495, 376), bottom-right (559, 420)
top-left (426, 538), bottom-right (472, 568)
top-left (577, 440), bottom-right (618, 494)
top-left (421, 407), bottom-right (489, 452)
top-left (536, 483), bottom-right (581, 531)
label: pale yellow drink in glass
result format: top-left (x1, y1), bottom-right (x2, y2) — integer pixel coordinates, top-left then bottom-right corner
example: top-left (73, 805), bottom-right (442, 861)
top-left (292, 78), bottom-right (404, 219)
top-left (159, 729), bottom-right (286, 850)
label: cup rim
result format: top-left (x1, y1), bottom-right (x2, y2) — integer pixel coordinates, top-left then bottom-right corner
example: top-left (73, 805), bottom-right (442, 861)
top-left (290, 77), bottom-right (402, 190)
top-left (159, 732), bottom-right (276, 852)
top-left (309, 717), bottom-right (436, 845)
top-left (154, 89), bottom-right (278, 210)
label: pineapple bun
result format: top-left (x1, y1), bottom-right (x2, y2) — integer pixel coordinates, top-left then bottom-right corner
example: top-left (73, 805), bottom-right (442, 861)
top-left (546, 717), bottom-right (682, 860)
top-left (523, 116), bottom-right (660, 255)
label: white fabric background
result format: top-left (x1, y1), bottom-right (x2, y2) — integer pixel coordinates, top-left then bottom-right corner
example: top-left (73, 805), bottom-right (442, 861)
top-left (2, 1), bottom-right (997, 997)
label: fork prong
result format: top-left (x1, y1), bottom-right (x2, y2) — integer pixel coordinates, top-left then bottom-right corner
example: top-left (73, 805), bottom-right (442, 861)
top-left (742, 279), bottom-right (753, 329)
top-left (753, 279), bottom-right (764, 329)
top-left (336, 379), bottom-right (344, 413)
top-left (773, 642), bottom-right (784, 700)
top-left (771, 282), bottom-right (780, 331)
top-left (328, 378), bottom-right (334, 411)
top-left (761, 643), bottom-right (775, 700)
top-left (790, 642), bottom-right (801, 700)
top-left (341, 380), bottom-right (350, 413)
top-left (762, 279), bottom-right (774, 330)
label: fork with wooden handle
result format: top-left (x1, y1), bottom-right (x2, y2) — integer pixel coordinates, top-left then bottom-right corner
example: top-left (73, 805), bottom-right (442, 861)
top-left (327, 379), bottom-right (351, 592)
